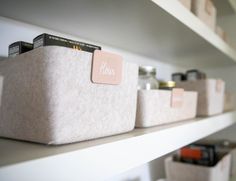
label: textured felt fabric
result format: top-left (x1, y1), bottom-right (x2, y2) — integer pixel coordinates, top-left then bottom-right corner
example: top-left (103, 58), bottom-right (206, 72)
top-left (176, 79), bottom-right (225, 116)
top-left (0, 46), bottom-right (138, 144)
top-left (136, 90), bottom-right (197, 127)
top-left (165, 155), bottom-right (231, 181)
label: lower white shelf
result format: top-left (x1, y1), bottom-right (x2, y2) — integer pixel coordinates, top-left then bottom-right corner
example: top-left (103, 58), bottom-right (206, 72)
top-left (0, 111), bottom-right (236, 181)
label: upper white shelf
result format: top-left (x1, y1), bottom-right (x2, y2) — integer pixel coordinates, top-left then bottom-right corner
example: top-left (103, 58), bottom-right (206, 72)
top-left (0, 0), bottom-right (236, 68)
top-left (213, 0), bottom-right (236, 16)
top-left (0, 111), bottom-right (236, 181)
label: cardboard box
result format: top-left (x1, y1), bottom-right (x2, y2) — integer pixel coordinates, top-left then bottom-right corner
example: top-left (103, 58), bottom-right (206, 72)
top-left (33, 33), bottom-right (101, 53)
top-left (8, 41), bottom-right (33, 57)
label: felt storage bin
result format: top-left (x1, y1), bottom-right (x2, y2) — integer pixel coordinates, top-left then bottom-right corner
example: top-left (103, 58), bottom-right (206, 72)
top-left (0, 46), bottom-right (138, 145)
top-left (165, 154), bottom-right (231, 181)
top-left (135, 89), bottom-right (197, 127)
top-left (224, 92), bottom-right (235, 112)
top-left (178, 0), bottom-right (191, 10)
top-left (192, 0), bottom-right (217, 31)
top-left (216, 25), bottom-right (227, 42)
top-left (197, 140), bottom-right (236, 176)
top-left (176, 79), bottom-right (225, 116)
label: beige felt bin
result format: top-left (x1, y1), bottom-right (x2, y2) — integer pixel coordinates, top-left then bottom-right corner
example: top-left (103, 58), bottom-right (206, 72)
top-left (192, 0), bottom-right (217, 31)
top-left (176, 79), bottom-right (225, 116)
top-left (178, 0), bottom-right (191, 10)
top-left (0, 46), bottom-right (138, 145)
top-left (224, 92), bottom-right (235, 112)
top-left (165, 154), bottom-right (231, 181)
top-left (135, 89), bottom-right (197, 128)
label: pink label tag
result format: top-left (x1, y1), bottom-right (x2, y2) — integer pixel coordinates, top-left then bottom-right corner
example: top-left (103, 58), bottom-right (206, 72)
top-left (205, 0), bottom-right (213, 15)
top-left (91, 50), bottom-right (123, 85)
top-left (171, 88), bottom-right (184, 108)
top-left (216, 79), bottom-right (223, 93)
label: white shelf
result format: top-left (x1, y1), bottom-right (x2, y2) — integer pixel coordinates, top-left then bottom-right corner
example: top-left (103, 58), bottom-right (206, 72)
top-left (213, 0), bottom-right (236, 16)
top-left (0, 0), bottom-right (236, 68)
top-left (0, 111), bottom-right (236, 181)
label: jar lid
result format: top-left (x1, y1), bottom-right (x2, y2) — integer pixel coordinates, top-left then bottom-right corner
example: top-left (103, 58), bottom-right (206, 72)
top-left (139, 66), bottom-right (156, 75)
top-left (159, 81), bottom-right (176, 88)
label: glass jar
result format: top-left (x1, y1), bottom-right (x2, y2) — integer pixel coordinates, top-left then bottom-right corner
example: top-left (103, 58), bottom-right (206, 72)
top-left (138, 66), bottom-right (159, 90)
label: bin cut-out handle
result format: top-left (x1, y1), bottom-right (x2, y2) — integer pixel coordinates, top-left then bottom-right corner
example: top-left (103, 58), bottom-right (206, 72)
top-left (91, 50), bottom-right (123, 85)
top-left (171, 88), bottom-right (184, 108)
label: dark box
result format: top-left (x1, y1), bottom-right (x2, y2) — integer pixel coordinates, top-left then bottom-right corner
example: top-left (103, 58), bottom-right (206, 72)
top-left (172, 72), bottom-right (186, 82)
top-left (8, 41), bottom-right (33, 57)
top-left (33, 33), bottom-right (101, 53)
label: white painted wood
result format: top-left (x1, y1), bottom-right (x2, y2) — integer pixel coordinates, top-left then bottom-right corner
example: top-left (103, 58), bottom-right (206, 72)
top-left (213, 0), bottom-right (236, 16)
top-left (0, 112), bottom-right (236, 181)
top-left (0, 0), bottom-right (236, 68)
top-left (231, 175), bottom-right (236, 181)
top-left (153, 0), bottom-right (236, 67)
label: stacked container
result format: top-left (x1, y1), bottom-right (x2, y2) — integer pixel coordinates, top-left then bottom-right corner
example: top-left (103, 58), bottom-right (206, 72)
top-left (176, 79), bottom-right (225, 116)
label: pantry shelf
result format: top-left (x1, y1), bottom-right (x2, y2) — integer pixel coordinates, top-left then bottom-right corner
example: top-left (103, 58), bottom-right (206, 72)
top-left (1, 0), bottom-right (236, 68)
top-left (213, 0), bottom-right (236, 16)
top-left (0, 111), bottom-right (236, 181)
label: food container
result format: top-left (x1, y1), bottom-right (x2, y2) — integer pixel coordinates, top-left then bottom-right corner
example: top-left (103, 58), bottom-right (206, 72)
top-left (186, 69), bottom-right (206, 81)
top-left (176, 79), bottom-right (225, 116)
top-left (135, 89), bottom-right (197, 127)
top-left (192, 0), bottom-right (217, 31)
top-left (159, 81), bottom-right (176, 90)
top-left (165, 154), bottom-right (231, 181)
top-left (178, 0), bottom-right (192, 10)
top-left (0, 46), bottom-right (138, 145)
top-left (8, 41), bottom-right (33, 57)
top-left (138, 66), bottom-right (159, 90)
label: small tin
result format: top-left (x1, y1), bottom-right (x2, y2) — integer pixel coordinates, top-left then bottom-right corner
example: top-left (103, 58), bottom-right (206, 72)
top-left (159, 81), bottom-right (176, 90)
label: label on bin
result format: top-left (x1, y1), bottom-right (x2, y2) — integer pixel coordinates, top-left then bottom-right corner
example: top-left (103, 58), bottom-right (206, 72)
top-left (216, 79), bottom-right (223, 93)
top-left (91, 50), bottom-right (123, 85)
top-left (171, 88), bottom-right (184, 108)
top-left (205, 0), bottom-right (213, 15)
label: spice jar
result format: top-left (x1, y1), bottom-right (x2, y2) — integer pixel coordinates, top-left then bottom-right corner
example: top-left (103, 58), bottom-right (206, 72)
top-left (172, 72), bottom-right (186, 82)
top-left (186, 69), bottom-right (206, 81)
top-left (159, 81), bottom-right (176, 90)
top-left (138, 66), bottom-right (159, 90)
